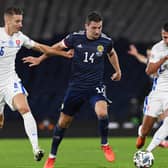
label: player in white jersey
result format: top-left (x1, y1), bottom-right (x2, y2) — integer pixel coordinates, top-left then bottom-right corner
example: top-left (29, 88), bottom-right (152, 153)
top-left (0, 7), bottom-right (71, 161)
top-left (128, 44), bottom-right (168, 147)
top-left (136, 22), bottom-right (168, 152)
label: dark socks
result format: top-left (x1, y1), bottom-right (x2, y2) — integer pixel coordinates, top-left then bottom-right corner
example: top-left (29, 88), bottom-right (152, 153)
top-left (51, 124), bottom-right (66, 156)
top-left (98, 116), bottom-right (109, 145)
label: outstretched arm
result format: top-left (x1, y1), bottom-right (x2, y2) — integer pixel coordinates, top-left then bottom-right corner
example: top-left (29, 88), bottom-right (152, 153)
top-left (33, 41), bottom-right (73, 58)
top-left (108, 48), bottom-right (121, 81)
top-left (146, 55), bottom-right (168, 75)
top-left (128, 44), bottom-right (148, 64)
top-left (23, 41), bottom-right (74, 67)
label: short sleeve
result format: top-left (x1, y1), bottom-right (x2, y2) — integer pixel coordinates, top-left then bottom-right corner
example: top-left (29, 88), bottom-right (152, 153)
top-left (21, 33), bottom-right (35, 49)
top-left (149, 46), bottom-right (165, 63)
top-left (107, 39), bottom-right (113, 54)
top-left (63, 33), bottom-right (74, 49)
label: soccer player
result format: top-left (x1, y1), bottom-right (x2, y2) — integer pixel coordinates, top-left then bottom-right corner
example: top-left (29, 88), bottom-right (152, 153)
top-left (136, 22), bottom-right (168, 152)
top-left (0, 6), bottom-right (70, 161)
top-left (128, 44), bottom-right (168, 148)
top-left (23, 11), bottom-right (121, 168)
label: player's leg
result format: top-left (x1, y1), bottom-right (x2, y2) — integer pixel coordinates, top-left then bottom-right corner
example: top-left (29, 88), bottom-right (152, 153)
top-left (50, 112), bottom-right (73, 157)
top-left (0, 112), bottom-right (4, 128)
top-left (12, 93), bottom-right (44, 161)
top-left (147, 97), bottom-right (168, 151)
top-left (94, 100), bottom-right (115, 162)
top-left (0, 96), bottom-right (5, 128)
top-left (136, 94), bottom-right (160, 149)
top-left (44, 88), bottom-right (81, 168)
top-left (159, 138), bottom-right (168, 148)
top-left (95, 100), bottom-right (109, 144)
top-left (5, 79), bottom-right (43, 160)
top-left (44, 112), bottom-right (73, 168)
top-left (158, 109), bottom-right (168, 148)
top-left (136, 115), bottom-right (156, 148)
top-left (146, 116), bottom-right (168, 152)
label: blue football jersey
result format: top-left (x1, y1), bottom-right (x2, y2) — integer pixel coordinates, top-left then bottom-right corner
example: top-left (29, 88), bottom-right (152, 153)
top-left (63, 31), bottom-right (113, 90)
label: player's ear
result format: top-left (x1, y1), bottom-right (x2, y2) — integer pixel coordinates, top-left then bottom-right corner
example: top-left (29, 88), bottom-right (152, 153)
top-left (4, 14), bottom-right (11, 25)
top-left (4, 15), bottom-right (8, 24)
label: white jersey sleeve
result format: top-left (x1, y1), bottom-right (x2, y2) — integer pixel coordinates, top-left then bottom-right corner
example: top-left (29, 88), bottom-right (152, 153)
top-left (19, 32), bottom-right (35, 49)
top-left (149, 40), bottom-right (168, 92)
top-left (149, 40), bottom-right (168, 63)
top-left (150, 47), bottom-right (161, 63)
top-left (0, 28), bottom-right (35, 86)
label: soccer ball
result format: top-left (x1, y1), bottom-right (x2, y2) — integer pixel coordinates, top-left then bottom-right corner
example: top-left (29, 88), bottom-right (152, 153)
top-left (133, 150), bottom-right (154, 168)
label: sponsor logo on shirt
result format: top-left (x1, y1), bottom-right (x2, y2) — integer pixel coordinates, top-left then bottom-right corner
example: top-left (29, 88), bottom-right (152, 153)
top-left (77, 44), bottom-right (83, 48)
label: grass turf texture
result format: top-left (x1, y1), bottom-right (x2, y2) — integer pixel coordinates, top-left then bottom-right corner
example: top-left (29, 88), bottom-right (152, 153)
top-left (0, 137), bottom-right (167, 168)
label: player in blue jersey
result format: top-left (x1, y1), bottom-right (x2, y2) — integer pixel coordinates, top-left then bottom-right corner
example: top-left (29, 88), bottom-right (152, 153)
top-left (23, 11), bottom-right (121, 168)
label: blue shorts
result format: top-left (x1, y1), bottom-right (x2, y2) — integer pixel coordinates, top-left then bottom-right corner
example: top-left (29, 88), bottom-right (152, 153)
top-left (61, 85), bottom-right (107, 116)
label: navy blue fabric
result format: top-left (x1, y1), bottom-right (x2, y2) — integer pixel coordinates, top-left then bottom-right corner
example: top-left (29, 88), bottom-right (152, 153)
top-left (61, 84), bottom-right (107, 116)
top-left (64, 31), bottom-right (113, 90)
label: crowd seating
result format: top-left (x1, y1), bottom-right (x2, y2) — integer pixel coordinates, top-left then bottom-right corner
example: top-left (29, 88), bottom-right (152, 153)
top-left (0, 0), bottom-right (168, 42)
top-left (0, 0), bottom-right (166, 125)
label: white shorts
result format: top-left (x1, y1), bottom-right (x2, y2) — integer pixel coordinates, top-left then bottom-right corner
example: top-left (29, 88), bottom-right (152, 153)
top-left (143, 91), bottom-right (168, 117)
top-left (0, 77), bottom-right (28, 112)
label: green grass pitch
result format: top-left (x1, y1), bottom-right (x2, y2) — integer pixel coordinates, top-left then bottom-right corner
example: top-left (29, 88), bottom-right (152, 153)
top-left (0, 137), bottom-right (167, 168)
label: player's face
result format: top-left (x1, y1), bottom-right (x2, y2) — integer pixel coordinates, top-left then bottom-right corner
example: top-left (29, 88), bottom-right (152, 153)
top-left (5, 14), bottom-right (23, 34)
top-left (85, 21), bottom-right (102, 40)
top-left (161, 30), bottom-right (168, 46)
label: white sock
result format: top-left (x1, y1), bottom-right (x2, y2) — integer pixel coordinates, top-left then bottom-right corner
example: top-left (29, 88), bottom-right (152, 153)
top-left (22, 112), bottom-right (39, 152)
top-left (147, 117), bottom-right (168, 152)
top-left (138, 125), bottom-right (143, 137)
top-left (49, 153), bottom-right (56, 158)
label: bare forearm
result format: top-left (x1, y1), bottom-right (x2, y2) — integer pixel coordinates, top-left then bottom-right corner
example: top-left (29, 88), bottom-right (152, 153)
top-left (38, 54), bottom-right (49, 62)
top-left (146, 57), bottom-right (168, 75)
top-left (33, 42), bottom-right (69, 58)
top-left (134, 53), bottom-right (148, 64)
top-left (109, 50), bottom-right (121, 73)
top-left (37, 44), bottom-right (69, 57)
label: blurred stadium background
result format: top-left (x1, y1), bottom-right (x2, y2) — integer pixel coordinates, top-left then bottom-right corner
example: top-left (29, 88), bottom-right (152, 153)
top-left (1, 0), bottom-right (168, 137)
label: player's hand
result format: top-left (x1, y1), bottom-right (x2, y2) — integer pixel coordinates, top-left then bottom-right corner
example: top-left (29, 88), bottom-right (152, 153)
top-left (128, 44), bottom-right (138, 56)
top-left (111, 71), bottom-right (121, 81)
top-left (65, 49), bottom-right (74, 58)
top-left (164, 55), bottom-right (168, 60)
top-left (22, 56), bottom-right (41, 67)
top-left (158, 109), bottom-right (168, 121)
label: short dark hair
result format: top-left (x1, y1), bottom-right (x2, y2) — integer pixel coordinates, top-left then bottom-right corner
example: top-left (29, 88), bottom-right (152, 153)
top-left (86, 11), bottom-right (103, 23)
top-left (162, 22), bottom-right (168, 32)
top-left (4, 7), bottom-right (23, 16)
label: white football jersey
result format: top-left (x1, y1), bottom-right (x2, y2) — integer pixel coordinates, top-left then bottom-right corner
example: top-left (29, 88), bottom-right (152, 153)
top-left (149, 40), bottom-right (168, 91)
top-left (0, 27), bottom-right (35, 87)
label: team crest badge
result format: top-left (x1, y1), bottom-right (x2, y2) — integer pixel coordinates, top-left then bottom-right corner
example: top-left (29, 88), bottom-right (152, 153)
top-left (16, 40), bottom-right (21, 47)
top-left (97, 45), bottom-right (104, 52)
top-left (96, 45), bottom-right (104, 56)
